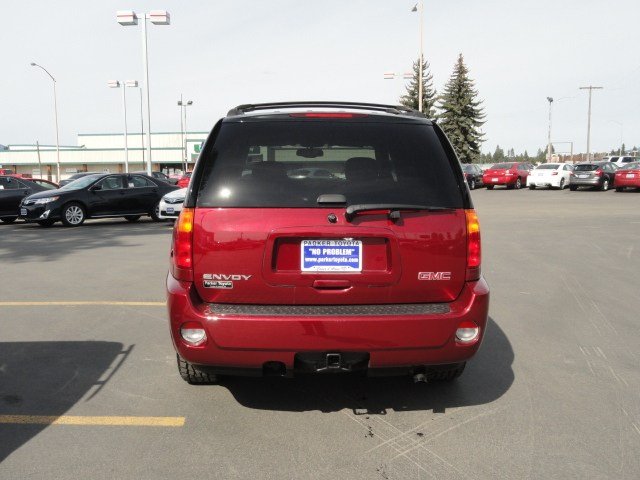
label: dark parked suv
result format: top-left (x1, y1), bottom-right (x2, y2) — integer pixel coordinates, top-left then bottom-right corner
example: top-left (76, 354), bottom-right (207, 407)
top-left (167, 102), bottom-right (489, 384)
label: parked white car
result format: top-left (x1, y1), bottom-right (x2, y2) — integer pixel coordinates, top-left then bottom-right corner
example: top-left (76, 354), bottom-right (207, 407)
top-left (158, 187), bottom-right (187, 220)
top-left (527, 163), bottom-right (573, 190)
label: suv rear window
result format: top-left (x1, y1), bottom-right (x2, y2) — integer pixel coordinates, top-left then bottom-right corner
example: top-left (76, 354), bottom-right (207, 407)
top-left (195, 121), bottom-right (463, 208)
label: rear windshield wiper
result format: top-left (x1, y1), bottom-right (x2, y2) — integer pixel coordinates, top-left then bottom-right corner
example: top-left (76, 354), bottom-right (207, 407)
top-left (345, 204), bottom-right (454, 222)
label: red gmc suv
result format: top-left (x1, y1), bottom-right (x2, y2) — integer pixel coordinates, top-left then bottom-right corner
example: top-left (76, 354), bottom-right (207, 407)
top-left (167, 101), bottom-right (489, 384)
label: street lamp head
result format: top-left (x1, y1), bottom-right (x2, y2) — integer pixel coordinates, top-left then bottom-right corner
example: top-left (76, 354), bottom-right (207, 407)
top-left (30, 62), bottom-right (36, 66)
top-left (125, 80), bottom-right (139, 87)
top-left (187, 100), bottom-right (193, 106)
top-left (177, 100), bottom-right (183, 106)
top-left (117, 10), bottom-right (138, 26)
top-left (547, 97), bottom-right (553, 103)
top-left (108, 80), bottom-right (121, 88)
top-left (149, 10), bottom-right (170, 25)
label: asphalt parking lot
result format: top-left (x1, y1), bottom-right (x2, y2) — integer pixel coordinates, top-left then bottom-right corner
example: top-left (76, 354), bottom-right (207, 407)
top-left (1, 189), bottom-right (639, 479)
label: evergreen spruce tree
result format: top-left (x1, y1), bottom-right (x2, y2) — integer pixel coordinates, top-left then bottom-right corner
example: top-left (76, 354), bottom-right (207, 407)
top-left (399, 56), bottom-right (438, 117)
top-left (438, 54), bottom-right (486, 163)
top-left (492, 145), bottom-right (505, 163)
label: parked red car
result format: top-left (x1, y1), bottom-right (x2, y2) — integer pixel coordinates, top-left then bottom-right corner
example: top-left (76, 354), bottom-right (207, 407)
top-left (614, 162), bottom-right (640, 191)
top-left (167, 101), bottom-right (489, 385)
top-left (177, 172), bottom-right (192, 188)
top-left (482, 162), bottom-right (533, 190)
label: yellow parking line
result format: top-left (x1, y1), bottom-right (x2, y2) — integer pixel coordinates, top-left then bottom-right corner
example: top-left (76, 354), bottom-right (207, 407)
top-left (0, 301), bottom-right (165, 306)
top-left (0, 415), bottom-right (185, 427)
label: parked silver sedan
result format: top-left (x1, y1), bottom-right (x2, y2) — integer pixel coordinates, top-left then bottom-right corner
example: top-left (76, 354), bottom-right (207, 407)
top-left (569, 162), bottom-right (617, 191)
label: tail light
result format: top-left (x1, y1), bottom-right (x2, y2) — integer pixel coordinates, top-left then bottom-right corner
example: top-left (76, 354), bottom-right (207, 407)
top-left (171, 208), bottom-right (194, 282)
top-left (594, 169), bottom-right (603, 177)
top-left (465, 209), bottom-right (481, 281)
top-left (552, 171), bottom-right (558, 175)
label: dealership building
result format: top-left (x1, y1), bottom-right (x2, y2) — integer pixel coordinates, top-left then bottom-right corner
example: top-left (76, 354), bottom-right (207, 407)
top-left (0, 130), bottom-right (208, 182)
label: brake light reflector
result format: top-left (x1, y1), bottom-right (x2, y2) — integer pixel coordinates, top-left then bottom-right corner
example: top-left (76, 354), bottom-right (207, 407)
top-left (171, 208), bottom-right (194, 282)
top-left (289, 112), bottom-right (368, 118)
top-left (594, 169), bottom-right (603, 176)
top-left (465, 209), bottom-right (481, 281)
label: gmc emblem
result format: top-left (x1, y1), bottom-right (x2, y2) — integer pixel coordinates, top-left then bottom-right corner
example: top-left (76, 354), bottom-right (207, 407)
top-left (418, 272), bottom-right (451, 281)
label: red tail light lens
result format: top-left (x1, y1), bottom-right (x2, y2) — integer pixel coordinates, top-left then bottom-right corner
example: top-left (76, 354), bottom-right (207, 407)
top-left (465, 209), bottom-right (481, 281)
top-left (289, 112), bottom-right (368, 118)
top-left (171, 208), bottom-right (194, 282)
top-left (594, 169), bottom-right (603, 176)
top-left (551, 171), bottom-right (558, 175)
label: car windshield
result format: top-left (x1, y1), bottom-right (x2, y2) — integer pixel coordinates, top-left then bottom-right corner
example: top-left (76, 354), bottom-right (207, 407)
top-left (535, 164), bottom-right (559, 170)
top-left (462, 165), bottom-right (475, 172)
top-left (196, 121), bottom-right (463, 208)
top-left (573, 164), bottom-right (599, 171)
top-left (59, 174), bottom-right (104, 190)
top-left (490, 163), bottom-right (514, 169)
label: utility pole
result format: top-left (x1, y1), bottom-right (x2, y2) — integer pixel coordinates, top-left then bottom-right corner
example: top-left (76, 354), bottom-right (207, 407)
top-left (36, 141), bottom-right (42, 178)
top-left (411, 1), bottom-right (424, 112)
top-left (579, 86), bottom-right (603, 162)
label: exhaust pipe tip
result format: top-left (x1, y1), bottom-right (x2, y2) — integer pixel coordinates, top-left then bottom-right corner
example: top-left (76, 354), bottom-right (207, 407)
top-left (413, 373), bottom-right (427, 383)
top-left (263, 361), bottom-right (287, 377)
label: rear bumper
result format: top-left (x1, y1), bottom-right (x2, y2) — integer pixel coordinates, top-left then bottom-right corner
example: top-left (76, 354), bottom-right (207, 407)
top-left (482, 175), bottom-right (519, 186)
top-left (614, 177), bottom-right (640, 188)
top-left (570, 177), bottom-right (600, 186)
top-left (167, 274), bottom-right (490, 374)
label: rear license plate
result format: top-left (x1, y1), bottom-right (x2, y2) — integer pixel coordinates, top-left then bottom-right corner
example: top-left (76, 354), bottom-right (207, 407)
top-left (20, 208), bottom-right (27, 216)
top-left (301, 239), bottom-right (362, 272)
top-left (577, 174), bottom-right (588, 178)
top-left (492, 177), bottom-right (498, 182)
top-left (166, 207), bottom-right (175, 213)
top-left (626, 174), bottom-right (635, 178)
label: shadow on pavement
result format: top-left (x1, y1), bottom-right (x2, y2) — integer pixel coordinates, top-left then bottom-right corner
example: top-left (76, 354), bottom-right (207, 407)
top-left (0, 220), bottom-right (173, 264)
top-left (0, 341), bottom-right (125, 463)
top-left (221, 317), bottom-right (513, 414)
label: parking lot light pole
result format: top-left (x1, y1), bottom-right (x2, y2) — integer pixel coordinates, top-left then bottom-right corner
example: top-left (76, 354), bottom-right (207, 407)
top-left (117, 10), bottom-right (171, 175)
top-left (30, 62), bottom-right (61, 182)
top-left (178, 98), bottom-right (193, 171)
top-left (579, 85), bottom-right (603, 162)
top-left (546, 97), bottom-right (553, 163)
top-left (411, 2), bottom-right (424, 112)
top-left (108, 80), bottom-right (139, 173)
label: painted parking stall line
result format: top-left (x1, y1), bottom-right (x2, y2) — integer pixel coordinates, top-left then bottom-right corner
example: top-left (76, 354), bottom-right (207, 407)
top-left (0, 415), bottom-right (185, 427)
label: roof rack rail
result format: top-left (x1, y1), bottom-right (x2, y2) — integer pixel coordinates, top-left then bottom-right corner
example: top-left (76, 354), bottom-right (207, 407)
top-left (226, 101), bottom-right (425, 118)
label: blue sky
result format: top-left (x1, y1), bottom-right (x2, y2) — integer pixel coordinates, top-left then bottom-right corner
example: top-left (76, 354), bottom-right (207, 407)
top-left (1, 0), bottom-right (638, 155)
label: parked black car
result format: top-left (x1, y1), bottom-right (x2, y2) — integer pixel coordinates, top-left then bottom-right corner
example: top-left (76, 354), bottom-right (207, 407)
top-left (58, 172), bottom-right (100, 187)
top-left (134, 171), bottom-right (179, 185)
top-left (462, 164), bottom-right (484, 189)
top-left (0, 176), bottom-right (51, 223)
top-left (569, 161), bottom-right (616, 191)
top-left (19, 173), bottom-right (179, 227)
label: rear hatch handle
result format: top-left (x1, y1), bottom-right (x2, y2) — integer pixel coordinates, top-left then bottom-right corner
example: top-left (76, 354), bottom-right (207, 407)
top-left (345, 204), bottom-right (454, 222)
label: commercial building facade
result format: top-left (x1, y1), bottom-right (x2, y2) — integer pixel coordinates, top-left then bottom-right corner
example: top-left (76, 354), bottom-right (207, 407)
top-left (0, 131), bottom-right (208, 182)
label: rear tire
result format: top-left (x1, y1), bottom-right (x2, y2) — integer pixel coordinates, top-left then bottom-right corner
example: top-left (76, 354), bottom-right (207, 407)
top-left (427, 363), bottom-right (466, 382)
top-left (469, 179), bottom-right (476, 190)
top-left (601, 179), bottom-right (610, 191)
top-left (177, 354), bottom-right (218, 385)
top-left (1, 217), bottom-right (17, 224)
top-left (125, 215), bottom-right (141, 222)
top-left (615, 187), bottom-right (624, 192)
top-left (149, 202), bottom-right (162, 222)
top-left (486, 185), bottom-right (494, 190)
top-left (528, 185), bottom-right (536, 190)
top-left (569, 185), bottom-right (578, 191)
top-left (515, 178), bottom-right (522, 189)
top-left (559, 178), bottom-right (565, 190)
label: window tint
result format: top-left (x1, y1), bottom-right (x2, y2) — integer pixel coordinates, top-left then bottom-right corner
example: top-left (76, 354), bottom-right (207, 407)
top-left (129, 176), bottom-right (155, 188)
top-left (196, 121), bottom-right (463, 208)
top-left (574, 164), bottom-right (598, 172)
top-left (0, 177), bottom-right (19, 190)
top-left (490, 163), bottom-right (514, 169)
top-left (536, 164), bottom-right (559, 170)
top-left (99, 176), bottom-right (124, 190)
top-left (33, 180), bottom-right (57, 190)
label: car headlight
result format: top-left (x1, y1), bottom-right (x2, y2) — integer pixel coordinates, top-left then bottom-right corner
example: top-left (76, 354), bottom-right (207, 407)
top-left (33, 196), bottom-right (59, 205)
